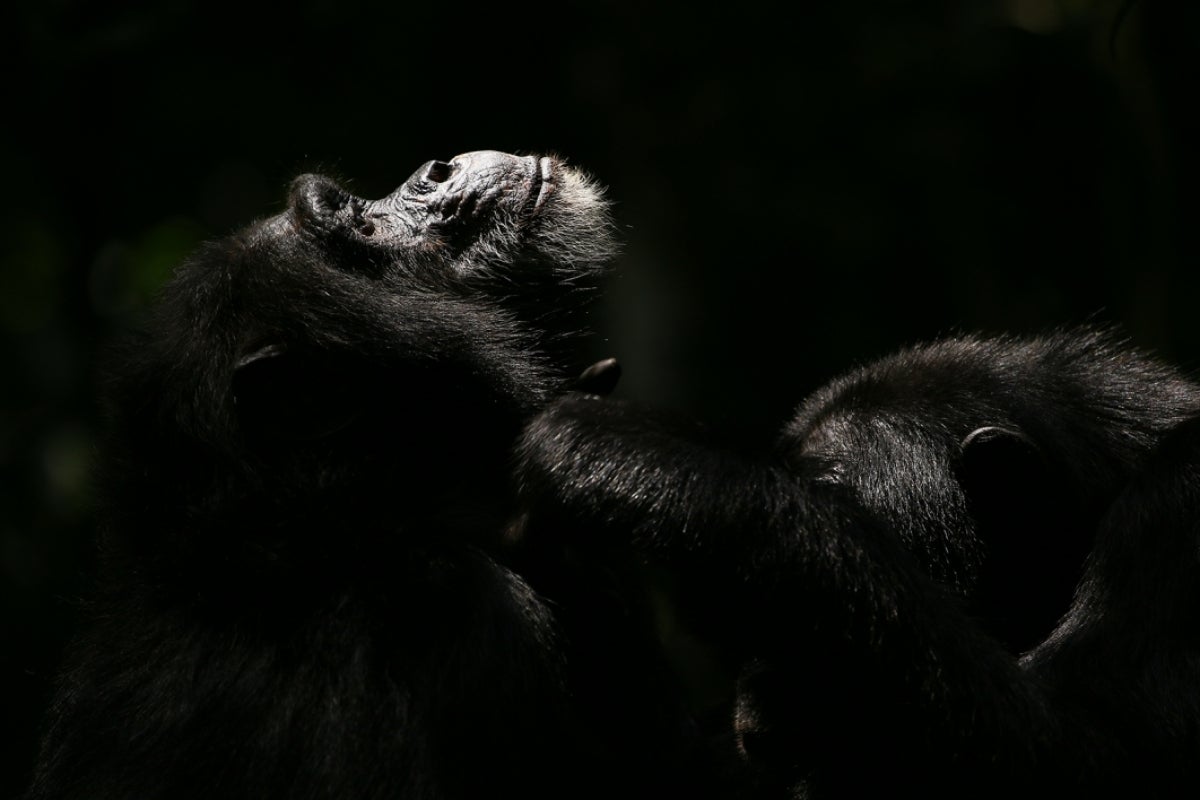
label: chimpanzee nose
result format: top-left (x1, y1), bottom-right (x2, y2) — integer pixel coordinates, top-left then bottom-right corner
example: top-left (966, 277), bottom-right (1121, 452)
top-left (402, 151), bottom-right (531, 200)
top-left (404, 160), bottom-right (459, 196)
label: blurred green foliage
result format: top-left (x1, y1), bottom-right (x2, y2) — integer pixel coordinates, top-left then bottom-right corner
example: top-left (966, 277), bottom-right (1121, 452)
top-left (88, 217), bottom-right (205, 316)
top-left (1, 221), bottom-right (67, 335)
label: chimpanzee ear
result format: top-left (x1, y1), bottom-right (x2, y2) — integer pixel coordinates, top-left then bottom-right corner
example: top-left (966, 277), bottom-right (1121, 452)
top-left (232, 344), bottom-right (362, 441)
top-left (958, 425), bottom-right (1073, 651)
top-left (571, 357), bottom-right (622, 396)
top-left (957, 426), bottom-right (1052, 520)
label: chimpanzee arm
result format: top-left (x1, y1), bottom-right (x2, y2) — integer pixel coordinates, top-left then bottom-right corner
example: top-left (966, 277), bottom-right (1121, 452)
top-left (516, 393), bottom-right (1075, 794)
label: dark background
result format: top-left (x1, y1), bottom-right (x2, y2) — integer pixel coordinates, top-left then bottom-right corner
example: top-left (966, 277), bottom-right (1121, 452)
top-left (2, 0), bottom-right (1197, 794)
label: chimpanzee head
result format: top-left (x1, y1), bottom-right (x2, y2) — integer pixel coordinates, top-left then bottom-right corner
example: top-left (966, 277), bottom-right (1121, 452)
top-left (101, 152), bottom-right (615, 551)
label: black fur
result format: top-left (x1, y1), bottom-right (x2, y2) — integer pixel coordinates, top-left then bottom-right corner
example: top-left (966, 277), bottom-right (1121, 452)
top-left (517, 328), bottom-right (1200, 797)
top-left (28, 152), bottom-right (715, 800)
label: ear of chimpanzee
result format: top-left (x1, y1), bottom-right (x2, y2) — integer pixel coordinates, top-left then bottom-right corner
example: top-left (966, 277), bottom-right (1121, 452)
top-left (957, 426), bottom-right (1074, 653)
top-left (570, 357), bottom-right (622, 396)
top-left (959, 425), bottom-right (1045, 484)
top-left (232, 344), bottom-right (363, 442)
top-left (955, 424), bottom-right (1051, 513)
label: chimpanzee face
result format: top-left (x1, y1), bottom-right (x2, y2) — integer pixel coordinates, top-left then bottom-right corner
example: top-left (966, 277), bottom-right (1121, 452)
top-left (111, 152), bottom-right (614, 500)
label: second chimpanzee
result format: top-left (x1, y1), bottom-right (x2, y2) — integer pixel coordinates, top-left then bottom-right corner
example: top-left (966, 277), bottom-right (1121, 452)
top-left (518, 329), bottom-right (1200, 797)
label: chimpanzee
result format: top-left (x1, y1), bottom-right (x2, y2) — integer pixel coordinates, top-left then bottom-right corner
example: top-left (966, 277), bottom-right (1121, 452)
top-left (31, 149), bottom-right (1200, 800)
top-left (27, 152), bottom-right (719, 800)
top-left (517, 329), bottom-right (1200, 797)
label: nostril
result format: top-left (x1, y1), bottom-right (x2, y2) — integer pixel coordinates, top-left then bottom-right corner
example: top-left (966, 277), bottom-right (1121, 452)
top-left (425, 161), bottom-right (453, 183)
top-left (356, 219), bottom-right (376, 236)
